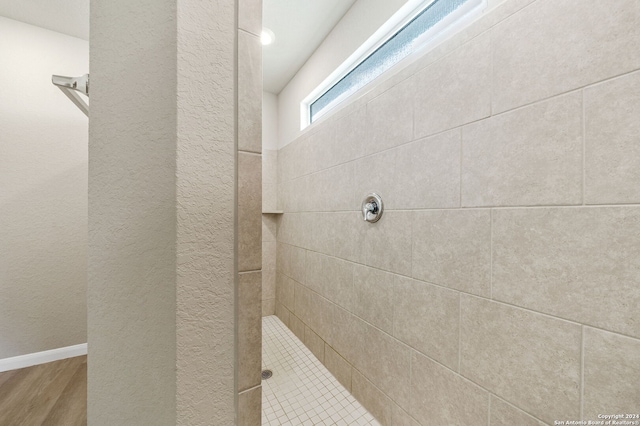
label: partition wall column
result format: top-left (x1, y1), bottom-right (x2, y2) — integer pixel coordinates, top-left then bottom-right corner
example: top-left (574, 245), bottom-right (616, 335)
top-left (89, 0), bottom-right (261, 424)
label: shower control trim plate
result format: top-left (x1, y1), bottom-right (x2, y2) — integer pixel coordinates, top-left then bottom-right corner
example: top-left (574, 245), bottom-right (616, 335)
top-left (362, 193), bottom-right (384, 223)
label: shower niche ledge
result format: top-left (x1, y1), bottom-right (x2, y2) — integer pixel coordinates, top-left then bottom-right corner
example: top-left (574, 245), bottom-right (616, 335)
top-left (262, 210), bottom-right (284, 214)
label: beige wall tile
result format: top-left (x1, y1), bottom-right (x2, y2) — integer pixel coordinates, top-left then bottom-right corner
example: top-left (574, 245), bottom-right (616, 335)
top-left (460, 295), bottom-right (581, 424)
top-left (305, 251), bottom-right (353, 311)
top-left (262, 183), bottom-right (277, 212)
top-left (493, 207), bottom-right (640, 339)
top-left (365, 78), bottom-right (414, 157)
top-left (304, 326), bottom-right (325, 363)
top-left (353, 149), bottom-right (397, 211)
top-left (238, 152), bottom-right (262, 271)
top-left (262, 149), bottom-right (277, 186)
top-left (238, 31), bottom-right (261, 153)
top-left (412, 209), bottom-right (491, 297)
top-left (306, 162), bottom-right (354, 212)
top-left (238, 0), bottom-right (261, 36)
top-left (275, 302), bottom-right (290, 327)
top-left (410, 350), bottom-right (489, 426)
top-left (329, 212), bottom-right (367, 264)
top-left (306, 121), bottom-right (338, 175)
top-left (289, 313), bottom-right (305, 342)
top-left (393, 276), bottom-right (459, 370)
top-left (365, 211), bottom-right (412, 276)
top-left (395, 130), bottom-right (461, 209)
top-left (324, 344), bottom-right (352, 392)
top-left (461, 92), bottom-right (583, 207)
top-left (262, 298), bottom-right (275, 317)
top-left (490, 397), bottom-right (546, 426)
top-left (354, 129), bottom-right (461, 211)
top-left (583, 328), bottom-right (640, 421)
top-left (352, 369), bottom-right (393, 426)
top-left (294, 283), bottom-right (333, 345)
top-left (262, 242), bottom-right (275, 297)
top-left (289, 245), bottom-right (306, 284)
top-left (275, 273), bottom-right (294, 312)
top-left (361, 323), bottom-right (411, 411)
top-left (414, 32), bottom-right (491, 139)
top-left (262, 215), bottom-right (277, 242)
top-left (331, 305), bottom-right (367, 371)
top-left (492, 0), bottom-right (640, 114)
top-left (585, 71), bottom-right (640, 204)
top-left (238, 271), bottom-right (262, 392)
top-left (237, 385), bottom-right (261, 426)
top-left (352, 265), bottom-right (394, 334)
top-left (392, 403), bottom-right (420, 426)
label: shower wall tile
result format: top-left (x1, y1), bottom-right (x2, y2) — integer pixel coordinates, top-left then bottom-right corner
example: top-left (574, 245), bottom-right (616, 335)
top-left (365, 78), bottom-right (414, 156)
top-left (393, 276), bottom-right (459, 371)
top-left (262, 298), bottom-right (275, 316)
top-left (306, 120), bottom-right (338, 174)
top-left (459, 295), bottom-right (581, 424)
top-left (361, 324), bottom-right (411, 411)
top-left (585, 71), bottom-right (640, 204)
top-left (330, 212), bottom-right (367, 264)
top-left (492, 207), bottom-right (640, 339)
top-left (583, 328), bottom-right (640, 420)
top-left (352, 369), bottom-right (393, 426)
top-left (306, 162), bottom-right (354, 212)
top-left (305, 251), bottom-right (353, 311)
top-left (237, 271), bottom-right (261, 392)
top-left (331, 305), bottom-right (368, 371)
top-left (394, 130), bottom-right (461, 209)
top-left (410, 350), bottom-right (489, 426)
top-left (238, 0), bottom-right (261, 36)
top-left (262, 242), bottom-right (275, 300)
top-left (238, 152), bottom-right (262, 272)
top-left (364, 211), bottom-right (412, 276)
top-left (275, 302), bottom-right (290, 327)
top-left (489, 397), bottom-right (547, 426)
top-left (391, 404), bottom-right (419, 426)
top-left (238, 30), bottom-right (261, 153)
top-left (262, 215), bottom-right (277, 242)
top-left (353, 129), bottom-right (461, 210)
top-left (412, 209), bottom-right (491, 297)
top-left (304, 325), bottom-right (325, 363)
top-left (414, 32), bottom-right (491, 139)
top-left (294, 283), bottom-right (333, 345)
top-left (237, 385), bottom-right (261, 426)
top-left (461, 92), bottom-right (583, 207)
top-left (289, 313), bottom-right (304, 341)
top-left (275, 273), bottom-right (295, 313)
top-left (492, 0), bottom-right (640, 114)
top-left (352, 265), bottom-right (394, 334)
top-left (324, 344), bottom-right (352, 392)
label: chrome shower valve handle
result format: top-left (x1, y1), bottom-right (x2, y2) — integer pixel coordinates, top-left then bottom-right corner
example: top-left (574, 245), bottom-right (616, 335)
top-left (362, 193), bottom-right (383, 223)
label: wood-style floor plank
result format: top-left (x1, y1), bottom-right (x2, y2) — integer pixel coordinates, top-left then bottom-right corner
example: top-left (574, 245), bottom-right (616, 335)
top-left (0, 356), bottom-right (87, 426)
top-left (42, 357), bottom-right (87, 426)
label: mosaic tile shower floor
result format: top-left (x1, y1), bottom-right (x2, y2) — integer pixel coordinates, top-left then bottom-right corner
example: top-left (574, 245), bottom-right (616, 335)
top-left (261, 315), bottom-right (380, 426)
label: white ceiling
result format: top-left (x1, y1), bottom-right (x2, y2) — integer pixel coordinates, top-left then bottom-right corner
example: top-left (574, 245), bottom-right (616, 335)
top-left (0, 0), bottom-right (355, 94)
top-left (262, 0), bottom-right (357, 93)
top-left (0, 0), bottom-right (89, 40)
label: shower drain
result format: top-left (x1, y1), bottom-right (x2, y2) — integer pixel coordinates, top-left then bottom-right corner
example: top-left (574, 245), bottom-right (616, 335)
top-left (261, 369), bottom-right (273, 380)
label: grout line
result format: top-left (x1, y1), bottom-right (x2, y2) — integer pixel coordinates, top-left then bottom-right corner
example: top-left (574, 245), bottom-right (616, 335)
top-left (582, 88), bottom-right (587, 206)
top-left (580, 325), bottom-right (585, 420)
top-left (458, 293), bottom-right (463, 373)
top-left (487, 393), bottom-right (492, 426)
top-left (489, 208), bottom-right (493, 299)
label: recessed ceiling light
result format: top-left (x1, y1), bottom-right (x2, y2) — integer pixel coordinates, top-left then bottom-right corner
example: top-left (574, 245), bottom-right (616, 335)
top-left (261, 28), bottom-right (275, 46)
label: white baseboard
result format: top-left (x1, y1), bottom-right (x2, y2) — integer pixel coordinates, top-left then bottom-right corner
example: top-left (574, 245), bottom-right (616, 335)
top-left (0, 343), bottom-right (87, 373)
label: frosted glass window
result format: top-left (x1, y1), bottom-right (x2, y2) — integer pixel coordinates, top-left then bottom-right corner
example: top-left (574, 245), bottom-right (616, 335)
top-left (310, 0), bottom-right (477, 123)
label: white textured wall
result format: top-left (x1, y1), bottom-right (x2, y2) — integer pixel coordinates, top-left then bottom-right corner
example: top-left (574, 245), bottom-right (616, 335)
top-left (89, 0), bottom-right (178, 423)
top-left (0, 17), bottom-right (88, 359)
top-left (90, 0), bottom-right (246, 424)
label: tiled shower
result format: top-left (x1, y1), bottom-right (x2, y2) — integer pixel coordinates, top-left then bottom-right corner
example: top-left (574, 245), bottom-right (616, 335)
top-left (264, 0), bottom-right (640, 425)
